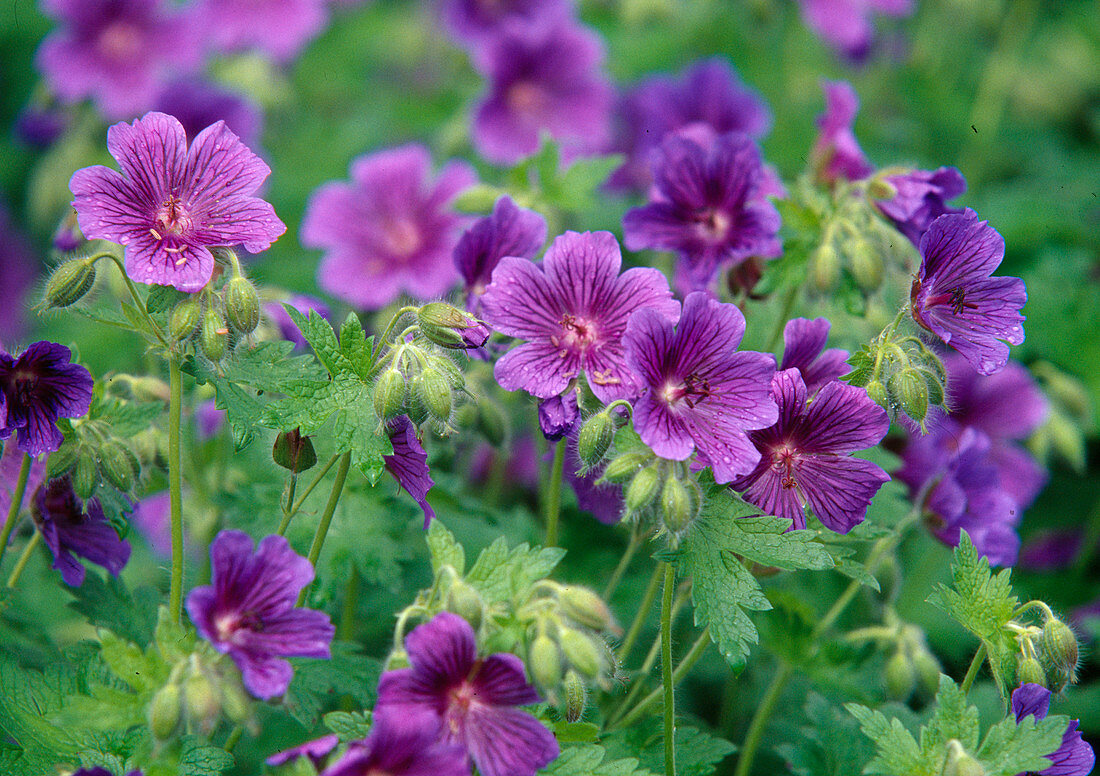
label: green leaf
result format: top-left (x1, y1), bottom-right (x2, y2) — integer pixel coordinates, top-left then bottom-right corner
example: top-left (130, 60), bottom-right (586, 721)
top-left (776, 693), bottom-right (878, 776)
top-left (324, 710), bottom-right (372, 742)
top-left (286, 306), bottom-right (345, 376)
top-left (920, 676), bottom-right (980, 758)
top-left (427, 520), bottom-right (465, 576)
top-left (67, 572), bottom-right (159, 647)
top-left (178, 735), bottom-right (234, 776)
top-left (540, 744), bottom-right (656, 776)
top-left (465, 536), bottom-right (566, 605)
top-left (98, 630), bottom-right (167, 694)
top-left (284, 642), bottom-right (382, 726)
top-left (601, 721), bottom-right (735, 776)
top-left (338, 313), bottom-right (374, 380)
top-left (553, 721), bottom-right (600, 743)
top-left (845, 703), bottom-right (923, 775)
top-left (977, 712), bottom-right (1069, 776)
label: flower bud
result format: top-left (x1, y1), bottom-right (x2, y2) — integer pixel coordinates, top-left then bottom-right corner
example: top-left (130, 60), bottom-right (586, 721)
top-left (130, 376), bottom-right (171, 403)
top-left (1016, 656), bottom-right (1046, 687)
top-left (418, 367), bottom-right (453, 423)
top-left (405, 375), bottom-right (429, 426)
top-left (922, 367), bottom-right (945, 406)
top-left (890, 369), bottom-right (929, 423)
top-left (272, 428), bottom-right (317, 473)
top-left (220, 680), bottom-right (251, 724)
top-left (1041, 618), bottom-right (1078, 672)
top-left (867, 176), bottom-right (899, 201)
top-left (559, 629), bottom-right (602, 679)
top-left (600, 451), bottom-right (651, 484)
top-left (475, 401), bottom-right (507, 446)
top-left (563, 670), bottom-right (587, 723)
top-left (169, 296), bottom-right (203, 342)
top-left (538, 393), bottom-right (578, 441)
top-left (72, 453), bottom-right (99, 501)
top-left (184, 672), bottom-right (221, 734)
top-left (912, 649), bottom-right (942, 697)
top-left (1046, 664), bottom-right (1071, 693)
top-left (224, 276), bottom-right (261, 335)
top-left (624, 465), bottom-right (661, 513)
top-left (445, 581), bottom-right (484, 631)
top-left (417, 302), bottom-right (491, 350)
top-left (48, 439), bottom-right (81, 478)
top-left (661, 475), bottom-right (699, 534)
top-left (100, 439), bottom-right (139, 492)
top-left (44, 258), bottom-right (96, 308)
top-left (149, 682), bottom-right (182, 740)
top-left (865, 380), bottom-right (888, 408)
top-left (884, 648), bottom-right (916, 701)
top-left (848, 239), bottom-right (883, 291)
top-left (373, 368), bottom-right (407, 422)
top-left (200, 309), bottom-right (229, 362)
top-left (560, 586), bottom-right (612, 632)
top-left (577, 413), bottom-right (614, 471)
top-left (811, 243), bottom-right (840, 291)
top-left (529, 634), bottom-right (563, 690)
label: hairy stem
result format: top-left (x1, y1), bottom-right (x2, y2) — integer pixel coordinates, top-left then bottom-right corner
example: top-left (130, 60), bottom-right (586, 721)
top-left (603, 527), bottom-right (643, 600)
top-left (543, 442), bottom-right (565, 548)
top-left (298, 451), bottom-right (352, 606)
top-left (733, 662), bottom-right (793, 776)
top-left (168, 355), bottom-right (185, 623)
top-left (661, 562), bottom-right (676, 776)
top-left (6, 531), bottom-right (42, 588)
top-left (611, 626), bottom-right (711, 731)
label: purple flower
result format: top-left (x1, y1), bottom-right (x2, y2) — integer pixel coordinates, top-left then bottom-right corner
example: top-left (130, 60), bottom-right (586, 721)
top-left (321, 710), bottom-right (469, 776)
top-left (193, 0), bottom-right (328, 62)
top-left (798, 0), bottom-right (913, 59)
top-left (384, 417), bottom-right (436, 528)
top-left (32, 477), bottom-right (131, 587)
top-left (73, 769), bottom-right (142, 776)
top-left (623, 132), bottom-right (781, 293)
top-left (267, 733), bottom-right (339, 768)
top-left (35, 0), bottom-right (201, 119)
top-left (441, 0), bottom-right (570, 46)
top-left (624, 292), bottom-right (778, 483)
top-left (303, 144), bottom-right (475, 309)
top-left (779, 317), bottom-right (850, 394)
top-left (375, 612), bottom-right (559, 776)
top-left (70, 112), bottom-right (285, 293)
top-left (611, 58), bottom-right (771, 191)
top-left (195, 400), bottom-right (226, 440)
top-left (264, 295), bottom-right (332, 349)
top-left (454, 196), bottom-right (547, 311)
top-left (186, 530), bottom-right (335, 699)
top-left (0, 204), bottom-right (37, 345)
top-left (471, 20), bottom-right (614, 165)
top-left (731, 369), bottom-right (890, 533)
top-left (565, 433), bottom-right (623, 525)
top-left (538, 393), bottom-right (580, 441)
top-left (1011, 683), bottom-right (1094, 776)
top-left (15, 104), bottom-right (68, 149)
top-left (0, 444), bottom-right (47, 532)
top-left (811, 81), bottom-right (872, 186)
top-left (480, 230), bottom-right (679, 403)
top-left (131, 490), bottom-right (172, 557)
top-left (910, 209), bottom-right (1026, 376)
top-left (876, 167), bottom-right (966, 247)
top-left (1020, 530), bottom-right (1082, 572)
top-left (0, 341), bottom-right (94, 457)
top-left (155, 79), bottom-right (263, 148)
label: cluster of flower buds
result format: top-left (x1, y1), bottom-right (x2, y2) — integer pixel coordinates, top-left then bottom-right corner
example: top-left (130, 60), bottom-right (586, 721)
top-left (848, 612), bottom-right (941, 702)
top-left (599, 444), bottom-right (703, 537)
top-left (1028, 362), bottom-right (1092, 473)
top-left (416, 302), bottom-right (491, 350)
top-left (1010, 608), bottom-right (1080, 693)
top-left (149, 649), bottom-right (252, 741)
top-left (50, 422), bottom-right (141, 500)
top-left (386, 564), bottom-right (489, 671)
top-left (846, 324), bottom-right (947, 428)
top-left (168, 249), bottom-right (261, 363)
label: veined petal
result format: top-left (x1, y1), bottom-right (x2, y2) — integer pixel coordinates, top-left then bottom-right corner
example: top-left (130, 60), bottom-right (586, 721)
top-left (798, 455), bottom-right (890, 534)
top-left (404, 612), bottom-right (477, 685)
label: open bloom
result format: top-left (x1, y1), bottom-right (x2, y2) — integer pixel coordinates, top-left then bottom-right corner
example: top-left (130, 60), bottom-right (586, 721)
top-left (811, 81), bottom-right (872, 186)
top-left (187, 530), bottom-right (335, 699)
top-left (779, 317), bottom-right (850, 395)
top-left (0, 341), bottom-right (94, 456)
top-left (454, 196), bottom-right (547, 311)
top-left (384, 416), bottom-right (436, 528)
top-left (798, 0), bottom-right (913, 60)
top-left (375, 612), bottom-right (558, 776)
top-left (155, 78), bottom-right (263, 147)
top-left (441, 0), bottom-right (570, 46)
top-left (732, 369), bottom-right (890, 533)
top-left (193, 0), bottom-right (328, 62)
top-left (33, 477), bottom-right (131, 587)
top-left (624, 292), bottom-right (778, 483)
top-left (1011, 683), bottom-right (1094, 776)
top-left (910, 209), bottom-right (1026, 375)
top-left (322, 709), bottom-right (468, 776)
top-left (302, 144), bottom-right (475, 309)
top-left (480, 230), bottom-right (679, 403)
top-left (623, 132), bottom-right (781, 293)
top-left (876, 166), bottom-right (966, 248)
top-left (70, 112), bottom-right (285, 293)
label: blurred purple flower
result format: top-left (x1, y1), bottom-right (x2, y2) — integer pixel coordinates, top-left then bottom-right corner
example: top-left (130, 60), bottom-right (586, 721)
top-left (1011, 683), bottom-right (1094, 776)
top-left (303, 144), bottom-right (475, 309)
top-left (565, 434), bottom-right (622, 525)
top-left (1019, 529), bottom-right (1082, 572)
top-left (15, 104), bottom-right (68, 148)
top-left (481, 230), bottom-right (679, 403)
top-left (797, 0), bottom-right (913, 60)
top-left (267, 733), bottom-right (339, 768)
top-left (0, 341), bottom-right (94, 457)
top-left (0, 444), bottom-right (47, 538)
top-left (454, 196), bottom-right (547, 311)
top-left (70, 112), bottom-right (285, 293)
top-left (264, 295), bottom-right (332, 349)
top-left (811, 81), bottom-right (872, 186)
top-left (155, 79), bottom-right (263, 148)
top-left (193, 0), bottom-right (329, 62)
top-left (36, 0), bottom-right (201, 119)
top-left (375, 612), bottom-right (559, 776)
top-left (32, 477), bottom-right (131, 586)
top-left (195, 399), bottom-right (226, 440)
top-left (624, 292), bottom-right (778, 483)
top-left (442, 0), bottom-right (570, 46)
top-left (611, 58), bottom-right (771, 191)
top-left (468, 434), bottom-right (540, 492)
top-left (321, 710), bottom-right (468, 776)
top-left (187, 530), bottom-right (334, 699)
top-left (0, 204), bottom-right (37, 345)
top-left (471, 20), bottom-right (614, 165)
top-left (876, 166), bottom-right (966, 247)
top-left (779, 317), bottom-right (849, 395)
top-left (384, 416), bottom-right (436, 528)
top-left (131, 490), bottom-right (171, 557)
top-left (622, 132), bottom-right (781, 293)
top-left (910, 210), bottom-right (1026, 376)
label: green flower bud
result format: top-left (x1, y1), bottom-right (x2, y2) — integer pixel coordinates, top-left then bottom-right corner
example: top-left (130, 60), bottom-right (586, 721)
top-left (169, 296), bottom-right (203, 342)
top-left (220, 680), bottom-right (251, 724)
top-left (418, 367), bottom-right (453, 423)
top-left (922, 368), bottom-right (945, 406)
top-left (373, 368), bottom-right (407, 422)
top-left (130, 376), bottom-right (171, 403)
top-left (560, 586), bottom-right (612, 631)
top-left (563, 670), bottom-right (587, 723)
top-left (417, 302), bottom-right (490, 350)
top-left (184, 672), bottom-right (221, 734)
top-left (1041, 618), bottom-right (1078, 672)
top-left (661, 475), bottom-right (699, 534)
top-left (559, 628), bottom-right (601, 679)
top-left (48, 438), bottom-right (81, 478)
top-left (446, 581), bottom-right (484, 631)
top-left (529, 634), bottom-right (563, 690)
top-left (890, 368), bottom-right (929, 423)
top-left (599, 451), bottom-right (652, 484)
top-left (100, 439), bottom-right (139, 492)
top-left (1046, 664), bottom-right (1071, 693)
top-left (405, 375), bottom-right (429, 426)
top-left (72, 452), bottom-right (99, 501)
top-left (624, 465), bottom-right (661, 513)
top-left (912, 649), bottom-right (942, 697)
top-left (429, 354), bottom-right (465, 389)
top-left (453, 185), bottom-right (507, 214)
top-left (224, 276), bottom-right (261, 335)
top-left (865, 380), bottom-right (888, 408)
top-left (1016, 656), bottom-right (1046, 687)
top-left (945, 749), bottom-right (987, 776)
top-left (811, 242), bottom-right (840, 291)
top-left (848, 239), bottom-right (883, 291)
top-left (475, 401), bottom-right (507, 446)
top-left (44, 258), bottom-right (96, 308)
top-left (867, 176), bottom-right (899, 201)
top-left (577, 413), bottom-right (614, 470)
top-left (149, 682), bottom-right (182, 740)
top-left (884, 648), bottom-right (916, 701)
top-left (200, 309), bottom-right (229, 362)
top-left (272, 428), bottom-right (317, 473)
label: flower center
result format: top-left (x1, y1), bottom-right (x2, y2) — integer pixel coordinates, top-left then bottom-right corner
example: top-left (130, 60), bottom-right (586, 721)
top-left (550, 314), bottom-right (599, 356)
top-left (213, 609), bottom-right (262, 644)
top-left (381, 219), bottom-right (422, 258)
top-left (661, 373), bottom-right (712, 409)
top-left (445, 680), bottom-right (478, 734)
top-left (97, 21), bottom-right (143, 62)
top-left (506, 81), bottom-right (547, 118)
top-left (770, 443), bottom-right (800, 489)
top-left (697, 209), bottom-right (732, 242)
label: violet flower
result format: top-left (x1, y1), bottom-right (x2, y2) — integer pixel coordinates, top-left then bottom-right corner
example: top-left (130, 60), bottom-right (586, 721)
top-left (0, 443), bottom-right (46, 530)
top-left (876, 166), bottom-right (966, 248)
top-left (471, 20), bottom-right (614, 165)
top-left (731, 369), bottom-right (890, 533)
top-left (375, 612), bottom-right (559, 776)
top-left (454, 196), bottom-right (547, 311)
top-left (441, 0), bottom-right (570, 46)
top-left (910, 209), bottom-right (1026, 376)
top-left (0, 203), bottom-right (37, 346)
top-left (779, 317), bottom-right (849, 395)
top-left (192, 0), bottom-right (329, 62)
top-left (384, 416), bottom-right (436, 528)
top-left (264, 295), bottom-right (332, 349)
top-left (624, 292), bottom-right (778, 483)
top-left (267, 733), bottom-right (339, 768)
top-left (155, 78), bottom-right (263, 148)
top-left (623, 132), bottom-right (781, 293)
top-left (15, 104), bottom-right (67, 149)
top-left (186, 530), bottom-right (335, 699)
top-left (611, 58), bottom-right (771, 191)
top-left (302, 144), bottom-right (476, 309)
top-left (70, 112), bottom-right (285, 293)
top-left (480, 230), bottom-right (679, 403)
top-left (811, 81), bottom-right (872, 186)
top-left (798, 0), bottom-right (913, 60)
top-left (1011, 683), bottom-right (1094, 776)
top-left (35, 0), bottom-right (201, 119)
top-left (538, 393), bottom-right (579, 441)
top-left (32, 477), bottom-right (131, 587)
top-left (321, 709), bottom-right (469, 776)
top-left (0, 341), bottom-right (94, 457)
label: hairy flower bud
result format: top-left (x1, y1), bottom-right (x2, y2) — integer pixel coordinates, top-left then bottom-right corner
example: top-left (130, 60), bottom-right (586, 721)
top-left (890, 368), bottom-right (929, 423)
top-left (169, 296), bottom-right (203, 342)
top-left (44, 258), bottom-right (96, 308)
top-left (445, 581), bottom-right (484, 631)
top-left (418, 367), bottom-right (453, 423)
top-left (661, 475), bottom-right (699, 534)
top-left (184, 672), bottom-right (221, 734)
top-left (529, 634), bottom-right (563, 690)
top-left (1016, 656), bottom-right (1046, 687)
top-left (624, 465), bottom-right (660, 513)
top-left (373, 368), bottom-right (407, 422)
top-left (912, 649), bottom-right (942, 697)
top-left (1041, 618), bottom-right (1078, 672)
top-left (848, 239), bottom-right (884, 291)
top-left (560, 586), bottom-right (612, 632)
top-left (865, 379), bottom-right (888, 408)
top-left (577, 412), bottom-right (615, 471)
top-left (100, 439), bottom-right (139, 492)
top-left (812, 242), bottom-right (840, 291)
top-left (884, 648), bottom-right (916, 701)
top-left (72, 453), bottom-right (99, 501)
top-left (224, 276), bottom-right (261, 335)
top-left (600, 451), bottom-right (652, 484)
top-left (417, 302), bottom-right (491, 350)
top-left (149, 682), bottom-right (182, 740)
top-left (200, 309), bottom-right (229, 362)
top-left (563, 670), bottom-right (587, 723)
top-left (559, 628), bottom-right (602, 679)
top-left (272, 428), bottom-right (317, 473)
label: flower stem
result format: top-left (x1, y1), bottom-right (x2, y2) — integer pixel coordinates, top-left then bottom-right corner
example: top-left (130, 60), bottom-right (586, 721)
top-left (371, 306), bottom-right (419, 362)
top-left (733, 662), bottom-right (792, 776)
top-left (101, 253), bottom-right (169, 347)
top-left (298, 451), bottom-right (352, 606)
top-left (277, 453), bottom-right (342, 536)
top-left (661, 562), bottom-right (677, 776)
top-left (168, 354), bottom-right (185, 624)
top-left (610, 625), bottom-right (711, 731)
top-left (960, 643), bottom-right (987, 694)
top-left (618, 563), bottom-right (664, 665)
top-left (6, 531), bottom-right (41, 588)
top-left (0, 454), bottom-right (33, 569)
top-left (224, 725), bottom-right (244, 753)
top-left (603, 527), bottom-right (643, 600)
top-left (543, 441), bottom-right (565, 548)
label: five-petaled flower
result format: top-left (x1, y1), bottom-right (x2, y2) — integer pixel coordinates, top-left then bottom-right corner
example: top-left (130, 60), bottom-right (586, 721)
top-left (0, 341), bottom-right (94, 457)
top-left (33, 476), bottom-right (131, 587)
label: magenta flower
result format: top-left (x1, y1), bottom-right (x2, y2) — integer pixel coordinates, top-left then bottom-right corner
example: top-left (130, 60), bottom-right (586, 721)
top-left (441, 0), bottom-right (570, 45)
top-left (623, 132), bottom-right (781, 293)
top-left (302, 144), bottom-right (476, 309)
top-left (186, 530), bottom-right (335, 699)
top-left (538, 392), bottom-right (579, 441)
top-left (35, 0), bottom-right (201, 119)
top-left (471, 20), bottom-right (614, 165)
top-left (154, 78), bottom-right (263, 148)
top-left (480, 230), bottom-right (679, 403)
top-left (384, 417), bottom-right (436, 528)
top-left (611, 58), bottom-right (771, 191)
top-left (0, 204), bottom-right (37, 346)
top-left (70, 112), bottom-right (285, 293)
top-left (910, 210), bottom-right (1026, 376)
top-left (779, 317), bottom-right (849, 395)
top-left (811, 81), bottom-right (872, 186)
top-left (0, 341), bottom-right (93, 457)
top-left (193, 0), bottom-right (328, 62)
top-left (731, 369), bottom-right (890, 533)
top-left (454, 196), bottom-right (547, 310)
top-left (624, 292), bottom-right (778, 483)
top-left (375, 612), bottom-right (559, 776)
top-left (321, 710), bottom-right (469, 776)
top-left (267, 734), bottom-right (339, 769)
top-left (1011, 683), bottom-right (1094, 776)
top-left (798, 0), bottom-right (913, 59)
top-left (876, 166), bottom-right (966, 247)
top-left (32, 477), bottom-right (131, 587)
